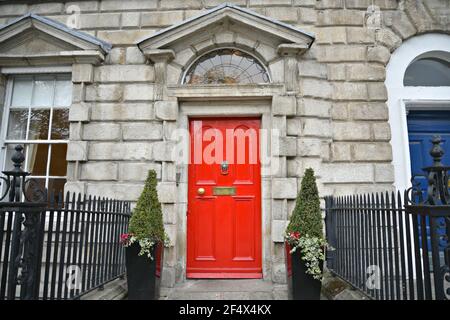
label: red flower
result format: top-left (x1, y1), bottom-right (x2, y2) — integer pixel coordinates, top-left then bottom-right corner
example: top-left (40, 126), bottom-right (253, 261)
top-left (290, 231), bottom-right (300, 240)
top-left (120, 233), bottom-right (133, 245)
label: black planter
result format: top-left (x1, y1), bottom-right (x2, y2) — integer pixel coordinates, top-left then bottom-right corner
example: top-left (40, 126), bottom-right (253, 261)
top-left (125, 242), bottom-right (164, 300)
top-left (285, 243), bottom-right (323, 300)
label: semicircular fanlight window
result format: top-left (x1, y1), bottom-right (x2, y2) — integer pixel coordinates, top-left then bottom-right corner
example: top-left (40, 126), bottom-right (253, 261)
top-left (183, 49), bottom-right (270, 85)
top-left (404, 56), bottom-right (450, 86)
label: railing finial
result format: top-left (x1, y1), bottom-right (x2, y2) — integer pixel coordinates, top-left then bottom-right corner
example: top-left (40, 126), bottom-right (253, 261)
top-left (0, 144), bottom-right (48, 202)
top-left (430, 135), bottom-right (445, 167)
top-left (11, 145), bottom-right (25, 172)
top-left (424, 135), bottom-right (450, 205)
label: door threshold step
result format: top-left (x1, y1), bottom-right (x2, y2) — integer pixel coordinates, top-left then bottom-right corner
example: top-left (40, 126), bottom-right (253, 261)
top-left (160, 279), bottom-right (288, 300)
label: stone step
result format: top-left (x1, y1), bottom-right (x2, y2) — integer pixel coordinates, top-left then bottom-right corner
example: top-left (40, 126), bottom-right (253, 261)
top-left (167, 291), bottom-right (275, 300)
top-left (161, 279), bottom-right (289, 300)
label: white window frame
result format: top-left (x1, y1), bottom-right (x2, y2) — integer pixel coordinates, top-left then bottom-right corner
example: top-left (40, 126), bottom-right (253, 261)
top-left (0, 66), bottom-right (72, 191)
top-left (385, 33), bottom-right (450, 191)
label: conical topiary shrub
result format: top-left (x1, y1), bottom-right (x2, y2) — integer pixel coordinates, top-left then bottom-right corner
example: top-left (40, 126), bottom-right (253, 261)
top-left (126, 169), bottom-right (168, 257)
top-left (124, 169), bottom-right (167, 300)
top-left (286, 168), bottom-right (323, 239)
top-left (285, 168), bottom-right (326, 284)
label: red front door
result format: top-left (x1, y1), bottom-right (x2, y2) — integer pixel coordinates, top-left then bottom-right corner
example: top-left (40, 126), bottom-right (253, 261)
top-left (187, 118), bottom-right (262, 278)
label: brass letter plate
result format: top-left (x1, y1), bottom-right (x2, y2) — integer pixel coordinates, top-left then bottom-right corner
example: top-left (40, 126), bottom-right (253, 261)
top-left (213, 187), bottom-right (236, 196)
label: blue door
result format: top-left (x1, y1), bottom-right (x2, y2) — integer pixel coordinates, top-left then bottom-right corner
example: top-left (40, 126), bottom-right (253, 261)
top-left (407, 110), bottom-right (450, 250)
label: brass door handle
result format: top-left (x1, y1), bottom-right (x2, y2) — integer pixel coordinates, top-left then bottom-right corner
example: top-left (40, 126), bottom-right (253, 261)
top-left (197, 188), bottom-right (205, 195)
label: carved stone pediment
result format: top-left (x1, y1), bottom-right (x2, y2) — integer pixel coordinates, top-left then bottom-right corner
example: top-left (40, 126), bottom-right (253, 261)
top-left (137, 4), bottom-right (315, 89)
top-left (0, 29), bottom-right (78, 55)
top-left (0, 13), bottom-right (111, 66)
top-left (138, 3), bottom-right (314, 53)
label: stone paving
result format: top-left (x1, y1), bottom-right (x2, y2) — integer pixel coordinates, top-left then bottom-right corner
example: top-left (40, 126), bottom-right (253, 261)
top-left (160, 279), bottom-right (328, 300)
top-left (321, 270), bottom-right (370, 300)
top-left (82, 278), bottom-right (127, 300)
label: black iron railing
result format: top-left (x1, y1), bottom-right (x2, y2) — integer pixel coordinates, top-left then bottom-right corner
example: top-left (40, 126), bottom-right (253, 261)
top-left (325, 136), bottom-right (450, 300)
top-left (325, 191), bottom-right (410, 300)
top-left (0, 145), bottom-right (131, 300)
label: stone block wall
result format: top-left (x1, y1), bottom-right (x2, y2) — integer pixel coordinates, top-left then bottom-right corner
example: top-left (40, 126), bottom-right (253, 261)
top-left (0, 0), bottom-right (449, 287)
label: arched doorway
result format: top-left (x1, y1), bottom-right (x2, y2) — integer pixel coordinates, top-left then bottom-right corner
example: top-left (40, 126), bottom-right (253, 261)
top-left (386, 33), bottom-right (450, 191)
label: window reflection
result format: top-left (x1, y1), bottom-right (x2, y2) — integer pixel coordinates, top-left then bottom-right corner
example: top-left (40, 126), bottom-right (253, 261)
top-left (7, 110), bottom-right (28, 140)
top-left (51, 109), bottom-right (69, 140)
top-left (32, 78), bottom-right (54, 107)
top-left (29, 109), bottom-right (50, 140)
top-left (11, 77), bottom-right (32, 107)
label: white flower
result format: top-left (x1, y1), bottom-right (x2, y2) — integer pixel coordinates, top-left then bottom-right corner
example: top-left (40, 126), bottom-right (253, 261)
top-left (287, 233), bottom-right (327, 280)
top-left (125, 236), bottom-right (156, 260)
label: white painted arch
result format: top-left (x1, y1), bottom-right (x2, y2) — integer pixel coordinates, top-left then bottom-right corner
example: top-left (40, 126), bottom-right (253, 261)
top-left (385, 33), bottom-right (450, 191)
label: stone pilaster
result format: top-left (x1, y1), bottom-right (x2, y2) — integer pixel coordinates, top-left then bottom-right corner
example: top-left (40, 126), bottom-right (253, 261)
top-left (143, 49), bottom-right (175, 101)
top-left (142, 48), bottom-right (178, 288)
top-left (277, 44), bottom-right (308, 93)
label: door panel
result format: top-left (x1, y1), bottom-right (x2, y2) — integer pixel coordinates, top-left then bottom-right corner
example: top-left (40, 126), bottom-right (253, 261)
top-left (193, 197), bottom-right (217, 261)
top-left (232, 196), bottom-right (256, 261)
top-left (407, 110), bottom-right (450, 251)
top-left (187, 118), bottom-right (262, 278)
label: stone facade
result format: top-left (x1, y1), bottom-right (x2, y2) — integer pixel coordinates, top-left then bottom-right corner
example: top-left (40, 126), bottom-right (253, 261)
top-left (0, 0), bottom-right (449, 289)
